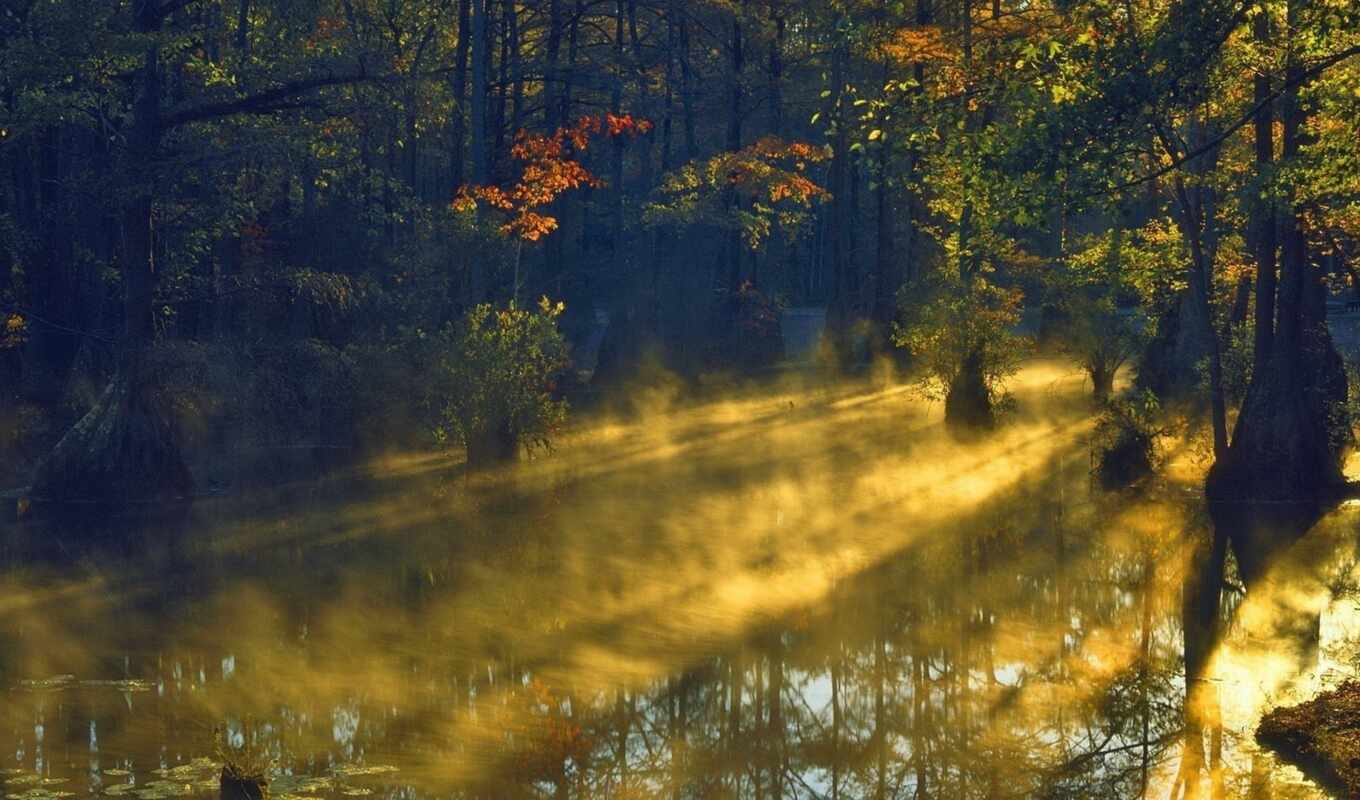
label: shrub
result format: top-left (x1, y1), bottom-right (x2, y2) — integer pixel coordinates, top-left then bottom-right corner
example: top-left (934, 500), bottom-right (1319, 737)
top-left (708, 281), bottom-right (786, 372)
top-left (429, 298), bottom-right (570, 466)
top-left (894, 277), bottom-right (1027, 430)
top-left (1093, 390), bottom-right (1162, 490)
top-left (1055, 295), bottom-right (1147, 403)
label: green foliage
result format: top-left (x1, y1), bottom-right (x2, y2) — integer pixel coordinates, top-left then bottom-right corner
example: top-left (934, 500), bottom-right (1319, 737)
top-left (429, 298), bottom-right (570, 455)
top-left (643, 138), bottom-right (828, 251)
top-left (1049, 230), bottom-right (1152, 399)
top-left (893, 277), bottom-right (1027, 406)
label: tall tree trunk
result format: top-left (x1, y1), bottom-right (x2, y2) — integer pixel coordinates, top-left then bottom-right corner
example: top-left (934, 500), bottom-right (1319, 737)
top-left (545, 0), bottom-right (563, 129)
top-left (124, 42), bottom-right (162, 352)
top-left (1207, 0), bottom-right (1347, 583)
top-left (493, 0), bottom-right (509, 176)
top-left (827, 22), bottom-right (852, 330)
top-left (235, 0), bottom-right (251, 67)
top-left (724, 5), bottom-right (746, 291)
top-left (30, 6), bottom-right (194, 505)
top-left (470, 0), bottom-right (491, 184)
top-left (1251, 3), bottom-right (1276, 373)
top-left (611, 0), bottom-right (627, 282)
top-left (451, 0), bottom-right (471, 191)
top-left (768, 3), bottom-right (784, 136)
top-left (661, 0), bottom-right (678, 171)
top-left (873, 60), bottom-right (896, 331)
top-left (509, 0), bottom-right (523, 138)
top-left (678, 11), bottom-right (697, 160)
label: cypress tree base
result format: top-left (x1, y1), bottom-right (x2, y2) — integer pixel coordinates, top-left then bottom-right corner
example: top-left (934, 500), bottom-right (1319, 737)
top-left (28, 372), bottom-right (193, 508)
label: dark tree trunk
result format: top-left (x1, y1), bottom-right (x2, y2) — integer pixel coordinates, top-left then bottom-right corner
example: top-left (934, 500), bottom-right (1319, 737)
top-left (768, 4), bottom-right (784, 135)
top-left (544, 0), bottom-right (563, 129)
top-left (872, 78), bottom-right (896, 334)
top-left (466, 419), bottom-right (518, 468)
top-left (723, 4), bottom-right (745, 291)
top-left (1250, 3), bottom-right (1276, 373)
top-left (1206, 0), bottom-right (1346, 584)
top-left (451, 0), bottom-right (471, 191)
top-left (29, 371), bottom-right (193, 505)
top-left (1091, 360), bottom-right (1114, 403)
top-left (945, 350), bottom-right (994, 434)
top-left (1136, 293), bottom-right (1202, 400)
top-left (31, 7), bottom-right (197, 507)
top-left (611, 0), bottom-right (627, 282)
top-left (826, 24), bottom-right (854, 342)
top-left (494, 0), bottom-right (510, 174)
top-left (470, 0), bottom-right (491, 184)
top-left (678, 11), bottom-right (697, 161)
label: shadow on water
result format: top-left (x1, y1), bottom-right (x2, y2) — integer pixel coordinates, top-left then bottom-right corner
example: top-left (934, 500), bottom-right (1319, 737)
top-left (1, 362), bottom-right (1359, 799)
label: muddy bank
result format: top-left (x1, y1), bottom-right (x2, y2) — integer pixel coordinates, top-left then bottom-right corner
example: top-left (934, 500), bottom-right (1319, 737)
top-left (1258, 681), bottom-right (1360, 797)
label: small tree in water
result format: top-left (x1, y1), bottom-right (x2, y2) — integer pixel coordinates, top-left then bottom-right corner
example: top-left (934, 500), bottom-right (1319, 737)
top-left (894, 277), bottom-right (1026, 433)
top-left (429, 298), bottom-right (569, 468)
top-left (1046, 230), bottom-right (1151, 403)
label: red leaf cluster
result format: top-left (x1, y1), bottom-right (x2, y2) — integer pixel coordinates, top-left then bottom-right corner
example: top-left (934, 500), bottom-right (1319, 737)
top-left (454, 114), bottom-right (652, 241)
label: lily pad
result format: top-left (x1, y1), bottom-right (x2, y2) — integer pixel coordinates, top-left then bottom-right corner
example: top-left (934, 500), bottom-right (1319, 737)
top-left (149, 759), bottom-right (217, 782)
top-left (6, 790), bottom-right (75, 800)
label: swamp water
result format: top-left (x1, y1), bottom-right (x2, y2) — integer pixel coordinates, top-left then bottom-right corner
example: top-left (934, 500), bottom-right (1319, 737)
top-left (2, 362), bottom-right (1359, 799)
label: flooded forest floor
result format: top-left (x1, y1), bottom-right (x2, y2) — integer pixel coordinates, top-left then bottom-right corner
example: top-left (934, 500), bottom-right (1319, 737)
top-left (2, 360), bottom-right (1360, 798)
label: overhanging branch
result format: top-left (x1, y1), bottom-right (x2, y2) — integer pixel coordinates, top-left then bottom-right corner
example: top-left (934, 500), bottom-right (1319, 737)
top-left (1087, 44), bottom-right (1360, 199)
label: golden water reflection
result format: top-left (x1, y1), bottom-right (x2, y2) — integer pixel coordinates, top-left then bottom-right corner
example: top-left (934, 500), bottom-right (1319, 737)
top-left (0, 361), bottom-right (1355, 798)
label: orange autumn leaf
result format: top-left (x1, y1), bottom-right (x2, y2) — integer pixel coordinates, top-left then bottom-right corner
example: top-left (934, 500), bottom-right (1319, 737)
top-left (454, 115), bottom-right (651, 241)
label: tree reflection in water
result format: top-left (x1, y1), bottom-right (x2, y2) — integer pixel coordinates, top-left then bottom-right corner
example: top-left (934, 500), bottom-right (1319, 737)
top-left (0, 367), bottom-right (1356, 799)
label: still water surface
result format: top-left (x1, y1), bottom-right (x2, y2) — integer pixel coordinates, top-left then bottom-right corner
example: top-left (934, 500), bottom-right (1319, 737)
top-left (3, 363), bottom-right (1359, 799)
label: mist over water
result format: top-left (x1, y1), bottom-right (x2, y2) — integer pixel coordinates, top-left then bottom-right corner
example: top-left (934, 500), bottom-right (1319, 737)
top-left (1, 361), bottom-right (1358, 799)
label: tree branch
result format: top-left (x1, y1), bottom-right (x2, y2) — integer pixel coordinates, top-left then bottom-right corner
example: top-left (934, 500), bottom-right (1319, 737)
top-left (161, 70), bottom-right (372, 128)
top-left (161, 65), bottom-right (455, 129)
top-left (1089, 44), bottom-right (1360, 199)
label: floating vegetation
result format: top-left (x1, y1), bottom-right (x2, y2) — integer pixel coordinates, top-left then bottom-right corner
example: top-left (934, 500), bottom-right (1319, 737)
top-left (330, 765), bottom-right (398, 779)
top-left (13, 676), bottom-right (74, 692)
top-left (102, 785), bottom-right (138, 797)
top-left (149, 759), bottom-right (217, 782)
top-left (5, 789), bottom-right (75, 800)
top-left (80, 680), bottom-right (156, 693)
top-left (0, 776), bottom-right (63, 788)
top-left (126, 779), bottom-right (218, 799)
top-left (102, 770), bottom-right (132, 777)
top-left (339, 790), bottom-right (372, 797)
top-left (11, 676), bottom-right (156, 694)
top-left (268, 776), bottom-right (329, 795)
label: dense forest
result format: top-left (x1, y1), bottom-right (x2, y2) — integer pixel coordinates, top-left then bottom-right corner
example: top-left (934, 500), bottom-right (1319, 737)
top-left (5, 1), bottom-right (1360, 797)
top-left (1, 0), bottom-right (1358, 504)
